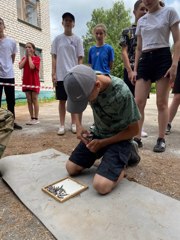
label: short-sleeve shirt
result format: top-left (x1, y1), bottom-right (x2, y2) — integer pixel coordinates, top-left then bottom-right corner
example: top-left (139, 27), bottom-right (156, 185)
top-left (119, 24), bottom-right (137, 65)
top-left (90, 75), bottom-right (141, 138)
top-left (88, 44), bottom-right (114, 74)
top-left (0, 37), bottom-right (17, 78)
top-left (51, 33), bottom-right (84, 81)
top-left (21, 56), bottom-right (40, 93)
top-left (136, 7), bottom-right (180, 51)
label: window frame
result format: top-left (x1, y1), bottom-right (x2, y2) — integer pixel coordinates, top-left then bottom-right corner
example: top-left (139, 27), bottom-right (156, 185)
top-left (16, 0), bottom-right (41, 29)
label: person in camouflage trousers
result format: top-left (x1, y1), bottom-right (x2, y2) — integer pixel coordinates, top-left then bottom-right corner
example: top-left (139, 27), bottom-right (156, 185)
top-left (0, 108), bottom-right (14, 158)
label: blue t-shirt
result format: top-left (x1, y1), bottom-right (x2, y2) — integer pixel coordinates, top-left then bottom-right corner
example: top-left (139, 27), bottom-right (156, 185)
top-left (88, 44), bottom-right (114, 74)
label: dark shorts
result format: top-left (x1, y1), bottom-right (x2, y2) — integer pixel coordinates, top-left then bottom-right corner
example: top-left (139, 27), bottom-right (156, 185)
top-left (137, 47), bottom-right (172, 83)
top-left (172, 61), bottom-right (180, 94)
top-left (55, 81), bottom-right (67, 101)
top-left (69, 139), bottom-right (133, 182)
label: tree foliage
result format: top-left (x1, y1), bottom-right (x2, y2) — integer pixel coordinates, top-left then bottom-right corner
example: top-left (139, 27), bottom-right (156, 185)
top-left (83, 1), bottom-right (131, 78)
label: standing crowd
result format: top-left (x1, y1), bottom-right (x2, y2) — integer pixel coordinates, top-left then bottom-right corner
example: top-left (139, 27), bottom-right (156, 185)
top-left (0, 0), bottom-right (180, 194)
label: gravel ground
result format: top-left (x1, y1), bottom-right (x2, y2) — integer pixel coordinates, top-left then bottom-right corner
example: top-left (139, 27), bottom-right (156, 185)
top-left (0, 94), bottom-right (179, 240)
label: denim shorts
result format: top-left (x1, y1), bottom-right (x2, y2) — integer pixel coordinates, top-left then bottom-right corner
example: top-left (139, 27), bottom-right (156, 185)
top-left (137, 47), bottom-right (172, 83)
top-left (69, 139), bottom-right (133, 182)
top-left (172, 61), bottom-right (180, 94)
top-left (55, 81), bottom-right (67, 100)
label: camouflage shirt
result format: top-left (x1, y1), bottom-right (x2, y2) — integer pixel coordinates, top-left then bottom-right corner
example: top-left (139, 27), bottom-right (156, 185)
top-left (119, 24), bottom-right (137, 65)
top-left (90, 75), bottom-right (141, 139)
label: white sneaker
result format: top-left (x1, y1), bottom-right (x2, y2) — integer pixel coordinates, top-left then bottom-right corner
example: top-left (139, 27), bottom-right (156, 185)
top-left (31, 119), bottom-right (40, 125)
top-left (57, 126), bottom-right (65, 135)
top-left (26, 119), bottom-right (34, 125)
top-left (141, 130), bottom-right (148, 138)
top-left (71, 124), bottom-right (76, 134)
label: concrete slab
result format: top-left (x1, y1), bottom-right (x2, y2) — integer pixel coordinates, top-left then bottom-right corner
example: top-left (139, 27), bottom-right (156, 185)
top-left (0, 149), bottom-right (180, 240)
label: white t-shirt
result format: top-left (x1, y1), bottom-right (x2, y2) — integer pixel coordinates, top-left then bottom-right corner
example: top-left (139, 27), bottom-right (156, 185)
top-left (0, 36), bottom-right (17, 78)
top-left (51, 33), bottom-right (84, 81)
top-left (136, 7), bottom-right (180, 51)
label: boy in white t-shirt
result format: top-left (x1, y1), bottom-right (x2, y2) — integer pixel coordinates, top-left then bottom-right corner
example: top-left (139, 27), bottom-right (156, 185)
top-left (0, 18), bottom-right (22, 130)
top-left (51, 12), bottom-right (84, 135)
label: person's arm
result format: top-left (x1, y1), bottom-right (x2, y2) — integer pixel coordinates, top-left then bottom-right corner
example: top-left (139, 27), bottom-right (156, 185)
top-left (19, 57), bottom-right (27, 69)
top-left (121, 45), bottom-right (133, 78)
top-left (74, 113), bottom-right (91, 144)
top-left (51, 54), bottom-right (57, 85)
top-left (86, 121), bottom-right (139, 153)
top-left (11, 54), bottom-right (16, 64)
top-left (164, 22), bottom-right (180, 82)
top-left (109, 61), bottom-right (113, 70)
top-left (28, 55), bottom-right (35, 69)
top-left (78, 56), bottom-right (83, 64)
top-left (131, 35), bottom-right (142, 85)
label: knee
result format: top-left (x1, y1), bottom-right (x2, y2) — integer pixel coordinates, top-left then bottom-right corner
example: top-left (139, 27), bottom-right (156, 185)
top-left (156, 101), bottom-right (167, 111)
top-left (93, 177), bottom-right (113, 195)
top-left (135, 98), bottom-right (146, 110)
top-left (66, 160), bottom-right (83, 176)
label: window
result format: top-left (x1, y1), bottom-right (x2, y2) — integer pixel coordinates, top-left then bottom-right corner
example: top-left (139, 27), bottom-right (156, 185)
top-left (19, 43), bottom-right (44, 81)
top-left (16, 0), bottom-right (41, 28)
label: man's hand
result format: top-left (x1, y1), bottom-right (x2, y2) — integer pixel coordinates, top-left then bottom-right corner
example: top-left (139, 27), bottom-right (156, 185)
top-left (52, 74), bottom-right (57, 87)
top-left (164, 65), bottom-right (177, 84)
top-left (130, 71), bottom-right (137, 85)
top-left (86, 139), bottom-right (103, 153)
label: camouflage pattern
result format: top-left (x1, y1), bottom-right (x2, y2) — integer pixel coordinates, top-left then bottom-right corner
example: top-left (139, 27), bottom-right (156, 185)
top-left (0, 108), bottom-right (14, 158)
top-left (90, 75), bottom-right (141, 138)
top-left (119, 24), bottom-right (137, 65)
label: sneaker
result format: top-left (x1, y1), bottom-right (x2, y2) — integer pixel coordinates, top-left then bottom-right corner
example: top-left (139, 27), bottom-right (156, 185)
top-left (134, 137), bottom-right (143, 148)
top-left (165, 123), bottom-right (171, 135)
top-left (71, 124), bottom-right (76, 134)
top-left (26, 119), bottom-right (34, 125)
top-left (14, 122), bottom-right (22, 130)
top-left (141, 129), bottom-right (148, 138)
top-left (31, 119), bottom-right (40, 125)
top-left (153, 138), bottom-right (166, 153)
top-left (57, 126), bottom-right (65, 135)
top-left (128, 140), bottom-right (141, 167)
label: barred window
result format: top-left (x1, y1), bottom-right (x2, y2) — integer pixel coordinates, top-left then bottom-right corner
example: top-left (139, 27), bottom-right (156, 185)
top-left (16, 0), bottom-right (41, 28)
top-left (19, 43), bottom-right (44, 81)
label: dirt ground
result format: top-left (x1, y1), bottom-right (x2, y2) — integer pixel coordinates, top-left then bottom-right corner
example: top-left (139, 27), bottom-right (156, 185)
top-left (0, 94), bottom-right (180, 240)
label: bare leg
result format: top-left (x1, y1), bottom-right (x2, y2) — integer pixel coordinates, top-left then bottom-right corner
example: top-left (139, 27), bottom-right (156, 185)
top-left (93, 170), bottom-right (125, 195)
top-left (134, 79), bottom-right (151, 139)
top-left (168, 93), bottom-right (180, 123)
top-left (26, 92), bottom-right (33, 119)
top-left (66, 160), bottom-right (84, 176)
top-left (59, 100), bottom-right (66, 126)
top-left (31, 92), bottom-right (39, 119)
top-left (71, 113), bottom-right (82, 124)
top-left (156, 78), bottom-right (170, 138)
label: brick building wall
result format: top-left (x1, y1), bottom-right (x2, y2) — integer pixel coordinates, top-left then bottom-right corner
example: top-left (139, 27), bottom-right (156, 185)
top-left (0, 0), bottom-right (52, 90)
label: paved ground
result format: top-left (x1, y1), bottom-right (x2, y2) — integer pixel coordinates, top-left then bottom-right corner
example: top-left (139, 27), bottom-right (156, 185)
top-left (0, 93), bottom-right (179, 239)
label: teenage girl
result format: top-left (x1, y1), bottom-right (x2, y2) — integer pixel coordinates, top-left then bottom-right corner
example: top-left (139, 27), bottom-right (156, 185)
top-left (132, 0), bottom-right (180, 152)
top-left (88, 23), bottom-right (114, 74)
top-left (19, 42), bottom-right (41, 125)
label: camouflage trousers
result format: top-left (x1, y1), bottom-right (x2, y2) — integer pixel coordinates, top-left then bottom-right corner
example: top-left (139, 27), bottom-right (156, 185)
top-left (0, 108), bottom-right (14, 158)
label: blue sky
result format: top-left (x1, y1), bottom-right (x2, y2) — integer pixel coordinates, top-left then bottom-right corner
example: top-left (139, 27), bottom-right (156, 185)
top-left (49, 0), bottom-right (180, 40)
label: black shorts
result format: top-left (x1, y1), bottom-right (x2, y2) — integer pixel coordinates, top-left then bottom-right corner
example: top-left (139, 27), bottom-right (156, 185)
top-left (55, 81), bottom-right (67, 100)
top-left (137, 47), bottom-right (172, 83)
top-left (172, 61), bottom-right (180, 94)
top-left (69, 138), bottom-right (133, 182)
